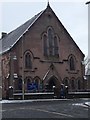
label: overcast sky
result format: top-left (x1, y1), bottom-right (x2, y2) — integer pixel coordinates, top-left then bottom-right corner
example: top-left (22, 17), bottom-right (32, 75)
top-left (0, 0), bottom-right (88, 58)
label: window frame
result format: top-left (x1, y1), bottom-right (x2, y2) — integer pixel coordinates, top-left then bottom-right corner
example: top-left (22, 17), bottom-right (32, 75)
top-left (24, 51), bottom-right (32, 69)
top-left (42, 27), bottom-right (59, 58)
top-left (68, 55), bottom-right (76, 71)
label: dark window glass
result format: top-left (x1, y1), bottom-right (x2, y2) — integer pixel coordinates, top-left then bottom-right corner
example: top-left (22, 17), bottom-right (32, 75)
top-left (18, 78), bottom-right (22, 90)
top-left (71, 80), bottom-right (75, 89)
top-left (54, 36), bottom-right (58, 56)
top-left (48, 28), bottom-right (53, 55)
top-left (35, 79), bottom-right (39, 90)
top-left (27, 79), bottom-right (31, 90)
top-left (70, 57), bottom-right (75, 70)
top-left (43, 27), bottom-right (59, 57)
top-left (64, 79), bottom-right (68, 86)
top-left (43, 34), bottom-right (48, 56)
top-left (78, 80), bottom-right (81, 90)
top-left (25, 53), bottom-right (32, 69)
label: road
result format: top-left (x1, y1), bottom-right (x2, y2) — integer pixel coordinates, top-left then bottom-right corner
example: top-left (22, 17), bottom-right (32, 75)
top-left (1, 98), bottom-right (90, 119)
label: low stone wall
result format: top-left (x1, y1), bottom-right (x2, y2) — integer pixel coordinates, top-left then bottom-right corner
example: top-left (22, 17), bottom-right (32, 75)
top-left (4, 91), bottom-right (90, 100)
top-left (68, 92), bottom-right (90, 98)
top-left (13, 92), bottom-right (54, 100)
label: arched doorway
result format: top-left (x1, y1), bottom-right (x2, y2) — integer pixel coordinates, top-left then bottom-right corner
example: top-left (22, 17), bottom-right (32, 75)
top-left (45, 76), bottom-right (61, 97)
top-left (46, 77), bottom-right (56, 92)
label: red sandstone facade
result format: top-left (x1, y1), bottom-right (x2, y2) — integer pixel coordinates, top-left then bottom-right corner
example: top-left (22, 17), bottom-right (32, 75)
top-left (0, 4), bottom-right (86, 99)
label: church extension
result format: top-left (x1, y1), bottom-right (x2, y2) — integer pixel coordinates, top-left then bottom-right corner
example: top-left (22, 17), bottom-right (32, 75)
top-left (0, 3), bottom-right (87, 99)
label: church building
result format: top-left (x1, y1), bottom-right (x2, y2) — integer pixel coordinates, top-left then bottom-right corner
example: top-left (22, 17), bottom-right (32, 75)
top-left (0, 3), bottom-right (85, 99)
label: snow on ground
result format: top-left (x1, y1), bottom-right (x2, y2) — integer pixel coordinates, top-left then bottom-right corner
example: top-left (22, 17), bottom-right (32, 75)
top-left (72, 102), bottom-right (90, 107)
top-left (0, 100), bottom-right (33, 103)
top-left (0, 99), bottom-right (69, 104)
top-left (0, 99), bottom-right (90, 107)
top-left (84, 102), bottom-right (90, 107)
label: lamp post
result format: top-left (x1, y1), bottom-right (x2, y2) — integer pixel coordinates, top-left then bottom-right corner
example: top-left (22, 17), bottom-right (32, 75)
top-left (9, 51), bottom-right (14, 99)
top-left (22, 34), bottom-right (25, 100)
top-left (86, 1), bottom-right (90, 91)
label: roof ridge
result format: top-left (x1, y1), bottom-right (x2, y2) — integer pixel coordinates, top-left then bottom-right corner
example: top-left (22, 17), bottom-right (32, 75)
top-left (22, 10), bottom-right (44, 35)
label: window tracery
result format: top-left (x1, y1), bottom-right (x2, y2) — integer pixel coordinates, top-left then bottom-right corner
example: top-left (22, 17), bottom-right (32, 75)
top-left (42, 27), bottom-right (59, 57)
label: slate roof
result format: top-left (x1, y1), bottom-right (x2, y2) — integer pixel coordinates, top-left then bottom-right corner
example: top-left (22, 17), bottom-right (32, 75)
top-left (0, 10), bottom-right (44, 54)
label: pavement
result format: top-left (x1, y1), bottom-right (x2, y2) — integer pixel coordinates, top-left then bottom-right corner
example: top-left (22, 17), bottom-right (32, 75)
top-left (0, 98), bottom-right (90, 107)
top-left (0, 98), bottom-right (70, 104)
top-left (1, 98), bottom-right (90, 118)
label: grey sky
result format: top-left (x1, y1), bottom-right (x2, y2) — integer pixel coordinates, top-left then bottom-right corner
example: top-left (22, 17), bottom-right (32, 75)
top-left (0, 1), bottom-right (88, 58)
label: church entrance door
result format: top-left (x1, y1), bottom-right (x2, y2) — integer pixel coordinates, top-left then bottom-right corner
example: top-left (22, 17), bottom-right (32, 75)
top-left (45, 76), bottom-right (61, 98)
top-left (45, 76), bottom-right (58, 92)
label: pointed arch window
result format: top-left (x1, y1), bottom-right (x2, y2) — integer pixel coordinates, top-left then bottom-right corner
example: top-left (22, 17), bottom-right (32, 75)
top-left (18, 78), bottom-right (22, 90)
top-left (64, 79), bottom-right (68, 86)
top-left (48, 28), bottom-right (53, 55)
top-left (34, 76), bottom-right (41, 90)
top-left (43, 34), bottom-right (48, 56)
top-left (78, 80), bottom-right (81, 90)
top-left (70, 56), bottom-right (75, 71)
top-left (26, 77), bottom-right (32, 90)
top-left (54, 36), bottom-right (59, 56)
top-left (35, 79), bottom-right (39, 90)
top-left (71, 79), bottom-right (75, 90)
top-left (42, 27), bottom-right (59, 57)
top-left (25, 53), bottom-right (32, 69)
